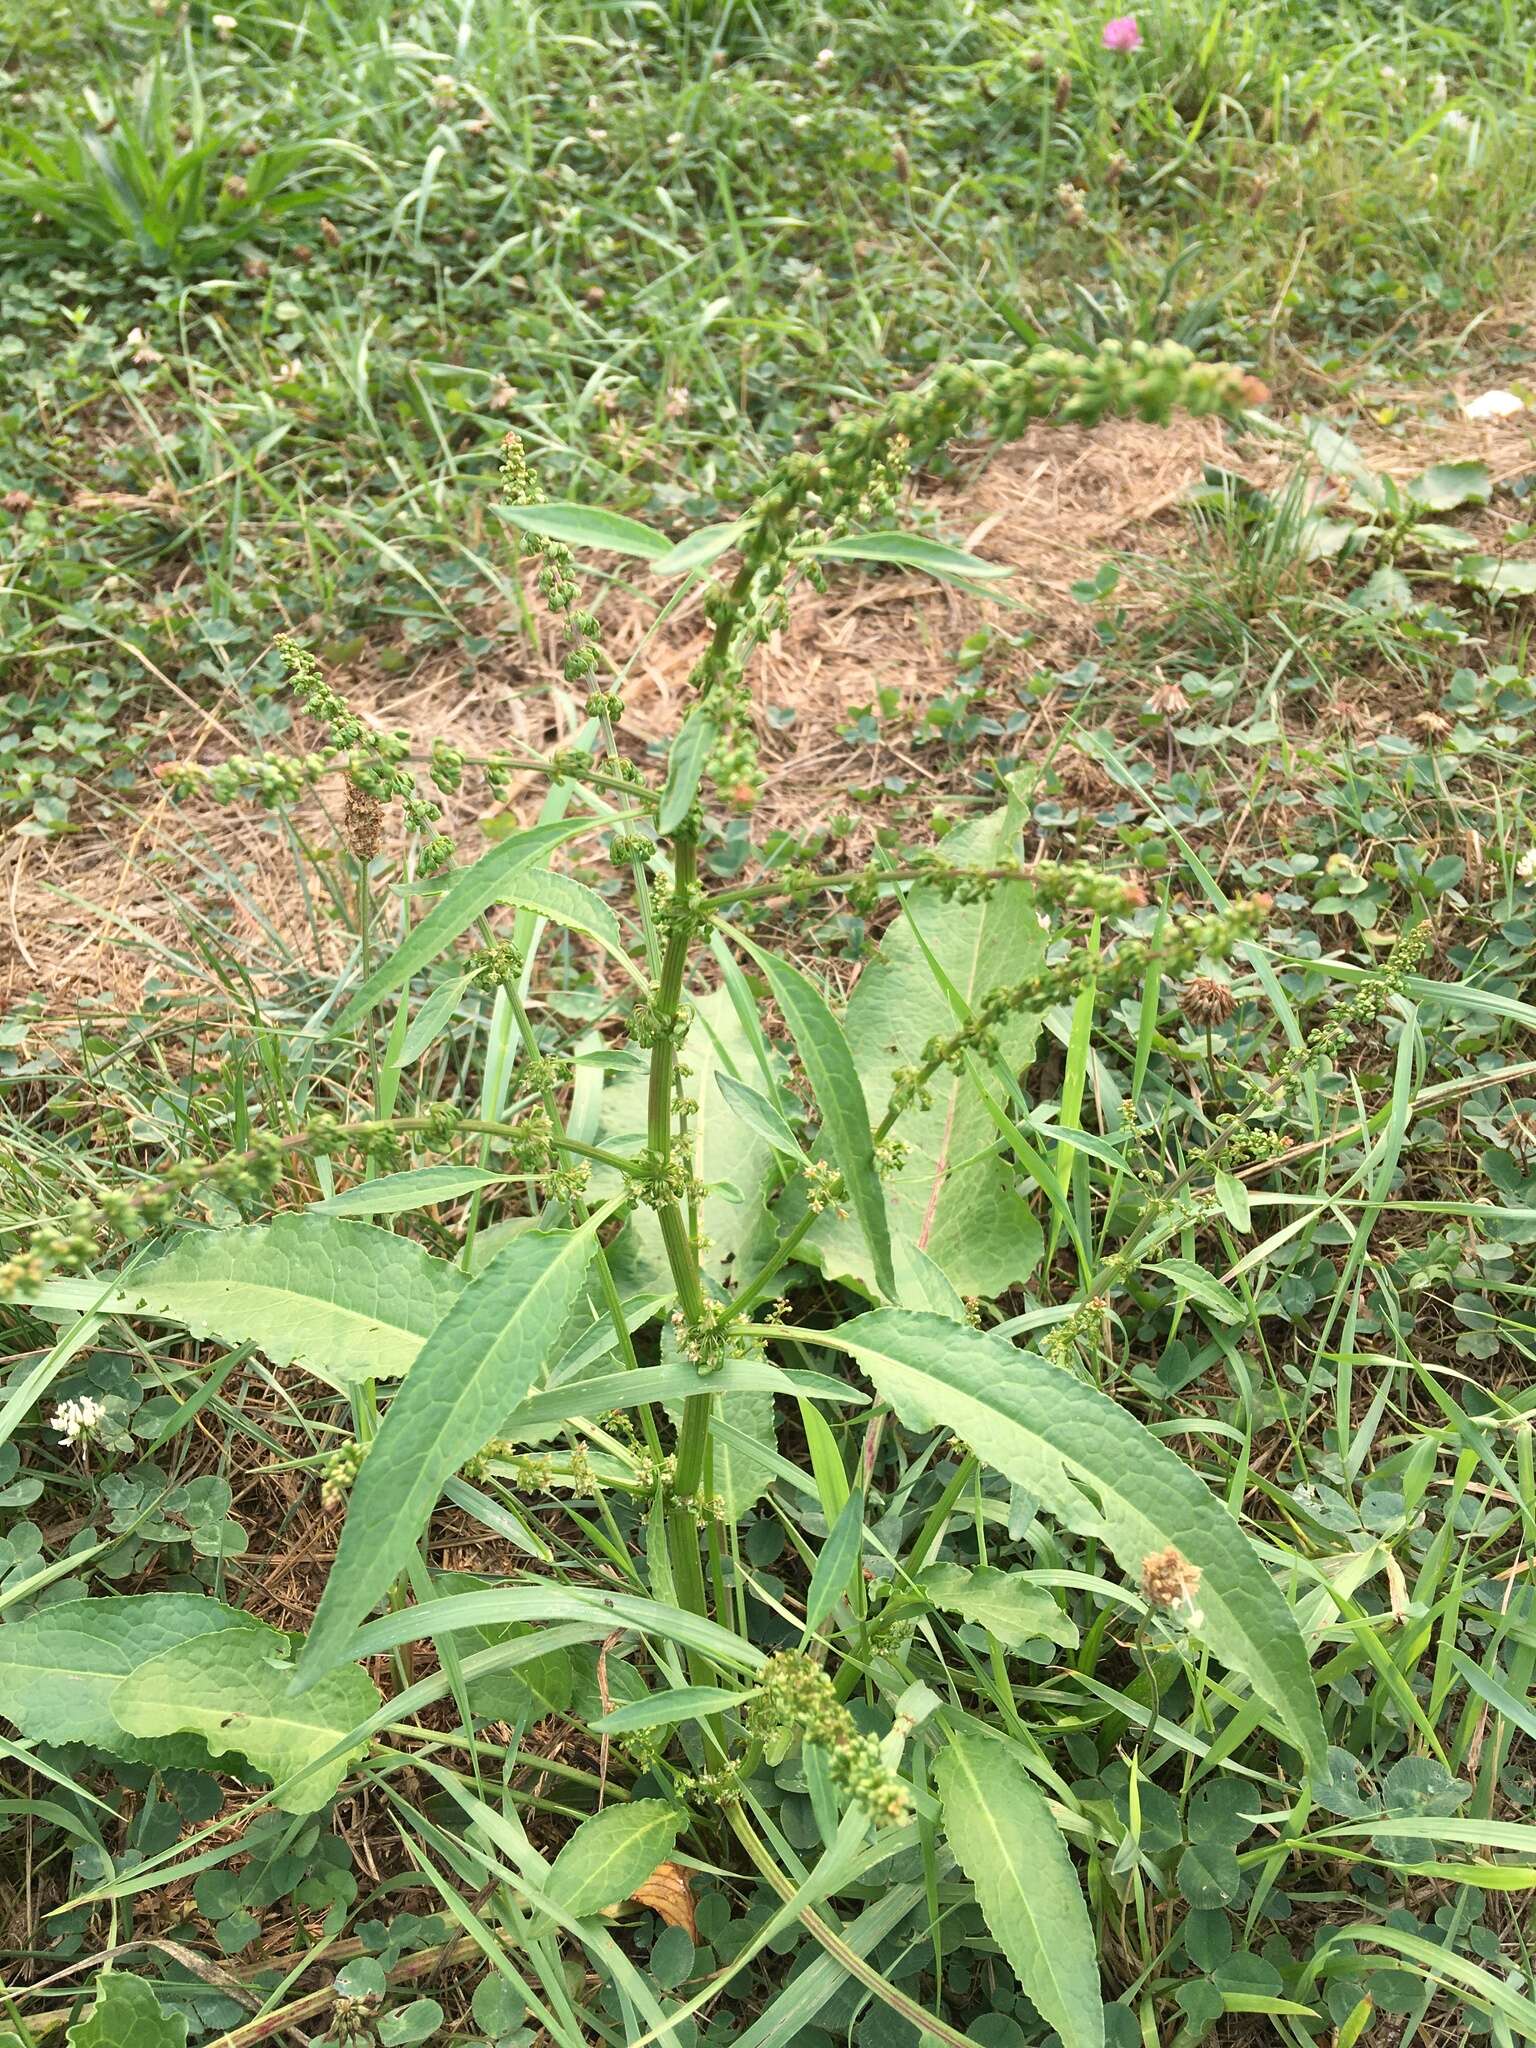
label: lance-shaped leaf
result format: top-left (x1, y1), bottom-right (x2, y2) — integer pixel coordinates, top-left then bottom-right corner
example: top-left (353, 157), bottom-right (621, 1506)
top-left (829, 1311), bottom-right (1326, 1770)
top-left (12, 1216), bottom-right (466, 1389)
top-left (936, 1729), bottom-right (1103, 2048)
top-left (736, 935), bottom-right (895, 1302)
top-left (298, 1221), bottom-right (599, 1683)
top-left (334, 817), bottom-right (598, 1034)
top-left (112, 1625), bottom-right (380, 1813)
top-left (500, 502), bottom-right (671, 560)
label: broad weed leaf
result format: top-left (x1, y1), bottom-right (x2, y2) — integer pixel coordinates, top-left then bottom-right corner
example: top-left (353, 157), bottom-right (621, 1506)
top-left (500, 501), bottom-right (671, 560)
top-left (801, 803), bottom-right (1044, 1299)
top-left (333, 816), bottom-right (598, 1034)
top-left (545, 1800), bottom-right (684, 1917)
top-left (736, 935), bottom-right (896, 1301)
top-left (298, 1221), bottom-right (599, 1683)
top-left (14, 1216), bottom-right (466, 1389)
top-left (936, 1727), bottom-right (1104, 2048)
top-left (112, 1625), bottom-right (379, 1814)
top-left (66, 1972), bottom-right (187, 2048)
top-left (829, 1311), bottom-right (1326, 1771)
top-left (0, 1593), bottom-right (263, 1765)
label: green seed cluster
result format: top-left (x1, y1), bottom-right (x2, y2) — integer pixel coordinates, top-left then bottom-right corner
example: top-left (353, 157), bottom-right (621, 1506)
top-left (469, 941), bottom-right (525, 991)
top-left (670, 1298), bottom-right (749, 1375)
top-left (461, 1440), bottom-right (596, 1494)
top-left (501, 432), bottom-right (613, 723)
top-left (887, 897), bottom-right (1268, 1120)
top-left (0, 1106), bottom-right (552, 1298)
top-left (276, 637), bottom-right (454, 872)
top-left (803, 1158), bottom-right (848, 1214)
top-left (627, 989), bottom-right (694, 1049)
top-left (687, 340), bottom-right (1260, 804)
top-left (321, 1439), bottom-right (367, 1511)
top-left (752, 1652), bottom-right (912, 1826)
top-left (1239, 921), bottom-right (1433, 1119)
top-left (625, 1148), bottom-right (701, 1211)
top-left (157, 748), bottom-right (335, 805)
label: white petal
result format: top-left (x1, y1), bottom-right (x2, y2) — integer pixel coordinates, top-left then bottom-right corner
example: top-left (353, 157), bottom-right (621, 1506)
top-left (1463, 388), bottom-right (1525, 421)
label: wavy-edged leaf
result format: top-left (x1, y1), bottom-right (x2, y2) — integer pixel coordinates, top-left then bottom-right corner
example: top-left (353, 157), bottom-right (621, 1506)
top-left (737, 935), bottom-right (894, 1302)
top-left (827, 1311), bottom-right (1326, 1770)
top-left (715, 1068), bottom-right (802, 1158)
top-left (112, 1625), bottom-right (379, 1813)
top-left (298, 1222), bottom-right (599, 1683)
top-left (66, 1971), bottom-right (188, 2048)
top-left (805, 803), bottom-right (1044, 1298)
top-left (14, 1217), bottom-right (465, 1389)
top-left (501, 501), bottom-right (671, 560)
top-left (492, 863), bottom-right (628, 970)
top-left (334, 817), bottom-right (596, 1034)
top-left (313, 1166), bottom-right (505, 1217)
top-left (917, 1562), bottom-right (1078, 1652)
top-left (0, 1593), bottom-right (262, 1765)
top-left (1409, 460), bottom-right (1490, 512)
top-left (546, 1799), bottom-right (684, 1917)
top-left (1455, 554), bottom-right (1536, 600)
top-left (937, 1729), bottom-right (1103, 2048)
top-left (398, 973), bottom-right (471, 1066)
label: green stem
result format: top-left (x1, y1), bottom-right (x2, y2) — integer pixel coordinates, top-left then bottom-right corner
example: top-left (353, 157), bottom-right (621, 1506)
top-left (732, 1205), bottom-right (818, 1318)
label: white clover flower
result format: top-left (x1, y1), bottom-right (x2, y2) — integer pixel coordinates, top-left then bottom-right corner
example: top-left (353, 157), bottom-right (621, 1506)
top-left (1429, 72), bottom-right (1449, 106)
top-left (211, 12), bottom-right (237, 37)
top-left (1442, 107), bottom-right (1472, 134)
top-left (1516, 847), bottom-right (1536, 882)
top-left (51, 1396), bottom-right (106, 1446)
top-left (1464, 388), bottom-right (1524, 422)
top-left (814, 46), bottom-right (835, 69)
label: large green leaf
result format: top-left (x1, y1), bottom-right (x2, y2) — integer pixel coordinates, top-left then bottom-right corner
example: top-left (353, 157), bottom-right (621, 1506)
top-left (66, 1972), bottom-right (188, 2048)
top-left (500, 501), bottom-right (670, 560)
top-left (1409, 459), bottom-right (1490, 512)
top-left (0, 1593), bottom-right (262, 1764)
top-left (828, 1312), bottom-right (1326, 1770)
top-left (13, 1216), bottom-right (466, 1390)
top-left (737, 937), bottom-right (895, 1302)
top-left (334, 817), bottom-right (597, 1034)
top-left (596, 988), bottom-right (779, 1295)
top-left (298, 1222), bottom-right (599, 1682)
top-left (808, 804), bottom-right (1045, 1298)
top-left (936, 1729), bottom-right (1103, 2048)
top-left (545, 1799), bottom-right (684, 1916)
top-left (112, 1625), bottom-right (380, 1813)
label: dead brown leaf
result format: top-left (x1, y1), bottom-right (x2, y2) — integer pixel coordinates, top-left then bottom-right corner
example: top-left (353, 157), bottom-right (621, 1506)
top-left (629, 1861), bottom-right (697, 1942)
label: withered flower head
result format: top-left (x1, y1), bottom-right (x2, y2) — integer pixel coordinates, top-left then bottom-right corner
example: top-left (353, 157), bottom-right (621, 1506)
top-left (343, 780), bottom-right (385, 861)
top-left (1181, 974), bottom-right (1238, 1026)
top-left (1140, 1545), bottom-right (1202, 1613)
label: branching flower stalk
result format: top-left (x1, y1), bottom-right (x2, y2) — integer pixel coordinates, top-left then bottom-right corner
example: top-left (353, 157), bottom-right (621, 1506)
top-left (3, 340), bottom-right (1271, 1727)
